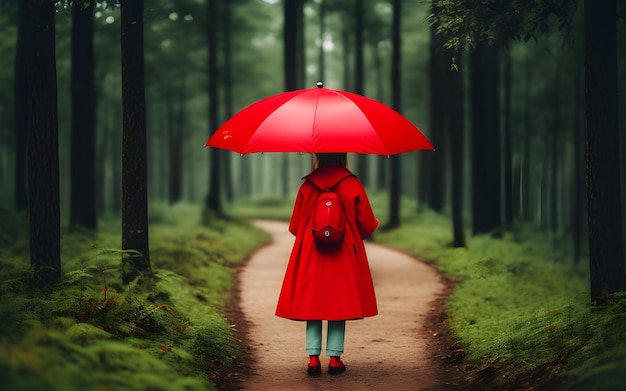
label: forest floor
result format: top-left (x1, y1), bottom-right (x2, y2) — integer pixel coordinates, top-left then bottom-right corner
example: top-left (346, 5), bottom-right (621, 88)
top-left (216, 220), bottom-right (466, 391)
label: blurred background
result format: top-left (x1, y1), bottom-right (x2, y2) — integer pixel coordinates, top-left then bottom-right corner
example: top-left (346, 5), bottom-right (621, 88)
top-left (0, 0), bottom-right (624, 254)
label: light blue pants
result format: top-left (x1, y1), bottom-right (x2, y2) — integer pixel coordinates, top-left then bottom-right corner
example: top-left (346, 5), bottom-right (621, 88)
top-left (306, 320), bottom-right (346, 357)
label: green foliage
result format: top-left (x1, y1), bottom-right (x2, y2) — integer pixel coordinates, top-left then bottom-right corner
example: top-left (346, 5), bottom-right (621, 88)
top-left (227, 196), bottom-right (295, 222)
top-left (0, 325), bottom-right (212, 391)
top-left (0, 205), bottom-right (268, 391)
top-left (428, 0), bottom-right (577, 52)
top-left (184, 313), bottom-right (239, 369)
top-left (375, 210), bottom-right (626, 390)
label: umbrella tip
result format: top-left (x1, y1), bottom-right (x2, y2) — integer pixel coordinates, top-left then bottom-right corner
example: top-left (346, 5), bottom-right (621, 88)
top-left (316, 81), bottom-right (323, 88)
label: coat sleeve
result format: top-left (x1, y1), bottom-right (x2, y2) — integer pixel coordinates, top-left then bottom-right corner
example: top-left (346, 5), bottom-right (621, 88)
top-left (288, 188), bottom-right (305, 236)
top-left (354, 183), bottom-right (379, 239)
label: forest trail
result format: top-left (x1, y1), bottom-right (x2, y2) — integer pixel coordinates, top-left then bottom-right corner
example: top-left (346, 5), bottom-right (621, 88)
top-left (236, 220), bottom-right (448, 391)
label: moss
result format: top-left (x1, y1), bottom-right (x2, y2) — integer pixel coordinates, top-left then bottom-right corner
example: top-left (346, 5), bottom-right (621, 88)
top-left (0, 204), bottom-right (267, 391)
top-left (184, 313), bottom-right (238, 366)
top-left (374, 208), bottom-right (625, 389)
top-left (65, 322), bottom-right (112, 344)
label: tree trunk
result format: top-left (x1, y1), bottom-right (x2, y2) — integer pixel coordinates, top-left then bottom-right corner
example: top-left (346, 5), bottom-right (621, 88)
top-left (284, 0), bottom-right (299, 91)
top-left (157, 101), bottom-right (167, 201)
top-left (521, 54), bottom-right (532, 221)
top-left (584, 0), bottom-right (625, 302)
top-left (341, 20), bottom-right (352, 91)
top-left (354, 0), bottom-right (368, 185)
top-left (572, 64), bottom-right (585, 265)
top-left (206, 0), bottom-right (222, 216)
top-left (14, 0), bottom-right (28, 212)
top-left (387, 0), bottom-right (402, 229)
top-left (281, 154), bottom-right (289, 197)
top-left (27, 0), bottom-right (61, 288)
top-left (121, 0), bottom-right (151, 283)
top-left (354, 0), bottom-right (364, 96)
top-left (470, 41), bottom-right (501, 235)
top-left (222, 0), bottom-right (234, 203)
top-left (503, 47), bottom-right (513, 231)
top-left (318, 0), bottom-right (326, 83)
top-left (95, 104), bottom-right (108, 215)
top-left (373, 49), bottom-right (387, 192)
top-left (282, 0), bottom-right (302, 200)
top-left (450, 55), bottom-right (466, 248)
top-left (70, 0), bottom-right (97, 230)
top-left (111, 104), bottom-right (122, 215)
top-left (427, 25), bottom-right (447, 213)
top-left (167, 85), bottom-right (183, 205)
top-left (550, 56), bottom-right (562, 235)
top-left (418, 27), bottom-right (435, 211)
top-left (297, 0), bottom-right (305, 88)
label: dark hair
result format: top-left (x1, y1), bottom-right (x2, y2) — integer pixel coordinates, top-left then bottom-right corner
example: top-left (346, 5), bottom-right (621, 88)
top-left (315, 153), bottom-right (347, 167)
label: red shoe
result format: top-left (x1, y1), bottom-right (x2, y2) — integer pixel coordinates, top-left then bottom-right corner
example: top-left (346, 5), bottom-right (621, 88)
top-left (307, 355), bottom-right (321, 376)
top-left (328, 356), bottom-right (346, 375)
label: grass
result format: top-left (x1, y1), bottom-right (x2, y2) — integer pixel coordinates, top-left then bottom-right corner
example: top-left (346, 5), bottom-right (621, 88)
top-left (374, 208), bottom-right (626, 391)
top-left (6, 194), bottom-right (622, 390)
top-left (0, 203), bottom-right (270, 391)
top-left (225, 195), bottom-right (294, 221)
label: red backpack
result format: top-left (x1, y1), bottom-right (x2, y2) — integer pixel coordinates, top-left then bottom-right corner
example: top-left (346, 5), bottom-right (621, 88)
top-left (309, 177), bottom-right (350, 246)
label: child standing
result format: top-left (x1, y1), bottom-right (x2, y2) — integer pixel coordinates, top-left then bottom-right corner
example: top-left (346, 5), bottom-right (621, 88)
top-left (275, 153), bottom-right (379, 376)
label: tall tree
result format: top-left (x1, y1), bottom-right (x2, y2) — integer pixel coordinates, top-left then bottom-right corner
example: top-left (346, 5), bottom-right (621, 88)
top-left (549, 54), bottom-right (562, 234)
top-left (205, 0), bottom-right (222, 216)
top-left (429, 16), bottom-right (466, 246)
top-left (70, 0), bottom-right (97, 230)
top-left (318, 0), bottom-right (326, 83)
top-left (426, 25), bottom-right (448, 213)
top-left (14, 0), bottom-right (28, 211)
top-left (340, 17), bottom-right (352, 91)
top-left (520, 54), bottom-right (532, 221)
top-left (222, 0), bottom-right (234, 203)
top-left (449, 55), bottom-right (466, 248)
top-left (503, 47), bottom-right (513, 231)
top-left (572, 63), bottom-right (585, 265)
top-left (429, 0), bottom-right (577, 234)
top-left (284, 0), bottom-right (300, 91)
top-left (121, 0), bottom-right (151, 283)
top-left (354, 0), bottom-right (364, 96)
top-left (26, 0), bottom-right (60, 287)
top-left (387, 0), bottom-right (402, 229)
top-left (282, 0), bottom-right (303, 197)
top-left (584, 0), bottom-right (625, 301)
top-left (470, 41), bottom-right (501, 235)
top-left (428, 0), bottom-right (624, 302)
top-left (354, 0), bottom-right (368, 184)
top-left (167, 81), bottom-right (185, 205)
top-left (296, 0), bottom-right (305, 88)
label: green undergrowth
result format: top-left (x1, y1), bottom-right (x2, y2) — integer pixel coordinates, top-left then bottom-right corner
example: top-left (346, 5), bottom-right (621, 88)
top-left (227, 195), bottom-right (295, 221)
top-left (375, 209), bottom-right (626, 390)
top-left (0, 203), bottom-right (270, 391)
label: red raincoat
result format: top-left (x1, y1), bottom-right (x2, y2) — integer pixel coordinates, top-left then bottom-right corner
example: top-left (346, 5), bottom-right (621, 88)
top-left (275, 165), bottom-right (379, 321)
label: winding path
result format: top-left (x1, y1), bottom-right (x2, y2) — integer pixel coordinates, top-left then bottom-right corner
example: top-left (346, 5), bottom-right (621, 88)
top-left (238, 220), bottom-right (446, 390)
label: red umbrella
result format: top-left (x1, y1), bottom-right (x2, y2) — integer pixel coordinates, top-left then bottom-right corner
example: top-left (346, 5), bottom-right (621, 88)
top-left (206, 82), bottom-right (434, 155)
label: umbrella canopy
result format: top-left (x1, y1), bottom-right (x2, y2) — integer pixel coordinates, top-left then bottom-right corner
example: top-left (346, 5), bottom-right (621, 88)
top-left (206, 82), bottom-right (434, 155)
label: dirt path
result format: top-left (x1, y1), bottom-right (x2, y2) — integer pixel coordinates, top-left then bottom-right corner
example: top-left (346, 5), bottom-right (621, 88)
top-left (233, 220), bottom-right (449, 390)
